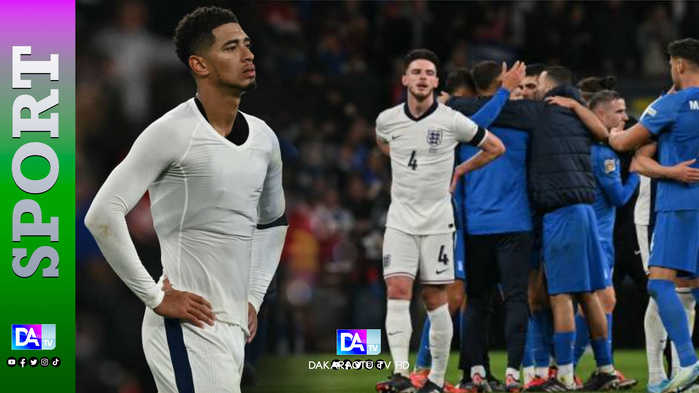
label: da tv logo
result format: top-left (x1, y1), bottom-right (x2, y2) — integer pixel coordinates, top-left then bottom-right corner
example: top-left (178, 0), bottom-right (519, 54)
top-left (336, 329), bottom-right (381, 355)
top-left (11, 324), bottom-right (56, 350)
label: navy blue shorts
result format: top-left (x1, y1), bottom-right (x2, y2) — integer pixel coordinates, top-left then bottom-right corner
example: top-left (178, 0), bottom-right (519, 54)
top-left (649, 211), bottom-right (699, 276)
top-left (543, 204), bottom-right (608, 295)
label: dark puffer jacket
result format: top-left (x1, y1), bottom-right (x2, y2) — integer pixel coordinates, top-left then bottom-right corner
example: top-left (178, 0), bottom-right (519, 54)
top-left (449, 84), bottom-right (596, 213)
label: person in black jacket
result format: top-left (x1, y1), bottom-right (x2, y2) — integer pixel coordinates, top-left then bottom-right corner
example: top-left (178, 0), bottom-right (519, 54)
top-left (450, 66), bottom-right (619, 392)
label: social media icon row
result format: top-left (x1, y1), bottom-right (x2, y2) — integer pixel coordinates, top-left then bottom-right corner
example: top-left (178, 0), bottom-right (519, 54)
top-left (7, 357), bottom-right (60, 368)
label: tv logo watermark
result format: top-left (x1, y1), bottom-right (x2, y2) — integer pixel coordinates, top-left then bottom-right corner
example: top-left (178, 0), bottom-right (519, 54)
top-left (309, 359), bottom-right (410, 370)
top-left (11, 324), bottom-right (56, 350)
top-left (336, 329), bottom-right (381, 355)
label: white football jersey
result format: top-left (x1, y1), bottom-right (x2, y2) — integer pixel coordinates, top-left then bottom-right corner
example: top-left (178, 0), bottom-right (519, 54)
top-left (86, 98), bottom-right (284, 330)
top-left (376, 101), bottom-right (485, 235)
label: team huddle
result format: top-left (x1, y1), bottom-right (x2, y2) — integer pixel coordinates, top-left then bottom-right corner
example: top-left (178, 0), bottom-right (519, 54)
top-left (375, 39), bottom-right (699, 393)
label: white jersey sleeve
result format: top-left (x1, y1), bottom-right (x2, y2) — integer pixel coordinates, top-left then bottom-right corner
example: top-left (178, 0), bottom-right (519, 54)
top-left (453, 111), bottom-right (486, 146)
top-left (84, 120), bottom-right (191, 309)
top-left (248, 123), bottom-right (288, 313)
top-left (375, 112), bottom-right (390, 143)
top-left (256, 126), bottom-right (285, 224)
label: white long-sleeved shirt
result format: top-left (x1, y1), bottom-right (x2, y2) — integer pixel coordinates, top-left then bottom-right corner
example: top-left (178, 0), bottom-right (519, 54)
top-left (85, 98), bottom-right (285, 331)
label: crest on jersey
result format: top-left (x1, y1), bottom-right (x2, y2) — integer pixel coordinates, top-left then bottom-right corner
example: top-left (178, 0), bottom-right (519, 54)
top-left (604, 159), bottom-right (616, 174)
top-left (426, 129), bottom-right (443, 147)
top-left (383, 254), bottom-right (391, 268)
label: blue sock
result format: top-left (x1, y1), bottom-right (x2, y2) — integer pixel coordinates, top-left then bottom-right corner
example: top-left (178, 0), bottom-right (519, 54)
top-left (532, 310), bottom-right (553, 368)
top-left (648, 279), bottom-right (697, 367)
top-left (553, 331), bottom-right (575, 366)
top-left (573, 313), bottom-right (589, 366)
top-left (606, 313), bottom-right (613, 353)
top-left (522, 320), bottom-right (535, 368)
top-left (591, 337), bottom-right (613, 368)
top-left (416, 317), bottom-right (431, 369)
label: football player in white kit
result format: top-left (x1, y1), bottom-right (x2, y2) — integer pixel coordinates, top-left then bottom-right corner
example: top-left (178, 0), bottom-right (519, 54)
top-left (375, 49), bottom-right (505, 393)
top-left (85, 7), bottom-right (287, 393)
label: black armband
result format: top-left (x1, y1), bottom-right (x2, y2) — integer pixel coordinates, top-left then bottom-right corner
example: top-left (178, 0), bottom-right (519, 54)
top-left (256, 214), bottom-right (288, 230)
top-left (469, 126), bottom-right (487, 147)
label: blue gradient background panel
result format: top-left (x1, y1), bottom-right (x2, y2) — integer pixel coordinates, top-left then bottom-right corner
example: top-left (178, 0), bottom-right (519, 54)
top-left (336, 329), bottom-right (381, 355)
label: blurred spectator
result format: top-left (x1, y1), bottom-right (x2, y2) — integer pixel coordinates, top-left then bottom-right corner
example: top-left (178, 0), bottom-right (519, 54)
top-left (93, 0), bottom-right (180, 125)
top-left (637, 3), bottom-right (677, 76)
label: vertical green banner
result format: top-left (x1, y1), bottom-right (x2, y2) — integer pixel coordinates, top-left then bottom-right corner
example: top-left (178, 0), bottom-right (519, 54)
top-left (0, 0), bottom-right (75, 391)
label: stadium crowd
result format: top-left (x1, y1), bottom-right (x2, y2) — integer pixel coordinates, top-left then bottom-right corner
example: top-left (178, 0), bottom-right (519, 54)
top-left (76, 1), bottom-right (699, 392)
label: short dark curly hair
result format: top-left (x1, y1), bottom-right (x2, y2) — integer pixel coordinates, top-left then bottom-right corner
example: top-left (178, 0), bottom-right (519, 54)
top-left (668, 38), bottom-right (699, 67)
top-left (471, 60), bottom-right (501, 92)
top-left (443, 68), bottom-right (475, 95)
top-left (174, 6), bottom-right (239, 68)
top-left (403, 49), bottom-right (440, 76)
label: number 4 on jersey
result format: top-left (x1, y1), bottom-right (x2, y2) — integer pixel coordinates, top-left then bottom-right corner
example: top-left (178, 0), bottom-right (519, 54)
top-left (408, 150), bottom-right (418, 170)
top-left (438, 245), bottom-right (449, 265)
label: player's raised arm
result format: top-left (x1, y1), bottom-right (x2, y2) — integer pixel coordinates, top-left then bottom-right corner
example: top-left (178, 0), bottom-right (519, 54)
top-left (610, 91), bottom-right (679, 152)
top-left (85, 124), bottom-right (216, 328)
top-left (449, 112), bottom-right (505, 192)
top-left (608, 122), bottom-right (653, 152)
top-left (545, 95), bottom-right (610, 142)
top-left (248, 130), bottom-right (289, 340)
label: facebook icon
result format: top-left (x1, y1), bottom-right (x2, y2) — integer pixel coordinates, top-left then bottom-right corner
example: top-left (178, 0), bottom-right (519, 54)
top-left (336, 329), bottom-right (381, 355)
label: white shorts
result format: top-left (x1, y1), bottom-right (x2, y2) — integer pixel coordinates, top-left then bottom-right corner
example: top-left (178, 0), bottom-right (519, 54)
top-left (382, 227), bottom-right (454, 285)
top-left (142, 307), bottom-right (245, 393)
top-left (636, 224), bottom-right (650, 273)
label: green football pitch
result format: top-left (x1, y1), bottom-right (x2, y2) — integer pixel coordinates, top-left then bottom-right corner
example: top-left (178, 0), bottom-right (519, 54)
top-left (243, 350), bottom-right (653, 393)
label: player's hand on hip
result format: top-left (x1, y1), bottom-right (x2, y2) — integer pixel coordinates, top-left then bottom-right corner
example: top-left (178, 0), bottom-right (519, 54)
top-left (668, 159), bottom-right (699, 183)
top-left (247, 302), bottom-right (258, 343)
top-left (154, 288), bottom-right (216, 328)
top-left (450, 163), bottom-right (467, 193)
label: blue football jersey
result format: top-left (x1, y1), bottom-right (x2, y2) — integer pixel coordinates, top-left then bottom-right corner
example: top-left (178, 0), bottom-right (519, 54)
top-left (640, 87), bottom-right (699, 212)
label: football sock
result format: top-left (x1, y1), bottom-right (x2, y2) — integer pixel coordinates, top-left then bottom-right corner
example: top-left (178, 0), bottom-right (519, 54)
top-left (645, 297), bottom-right (669, 385)
top-left (386, 299), bottom-right (412, 376)
top-left (573, 313), bottom-right (589, 366)
top-left (553, 331), bottom-right (575, 377)
top-left (591, 337), bottom-right (614, 370)
top-left (532, 310), bottom-right (553, 372)
top-left (606, 313), bottom-right (613, 351)
top-left (523, 321), bottom-right (535, 368)
top-left (471, 365), bottom-right (487, 380)
top-left (506, 367), bottom-right (521, 381)
top-left (647, 279), bottom-right (697, 367)
top-left (558, 363), bottom-right (575, 387)
top-left (428, 304), bottom-right (453, 387)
